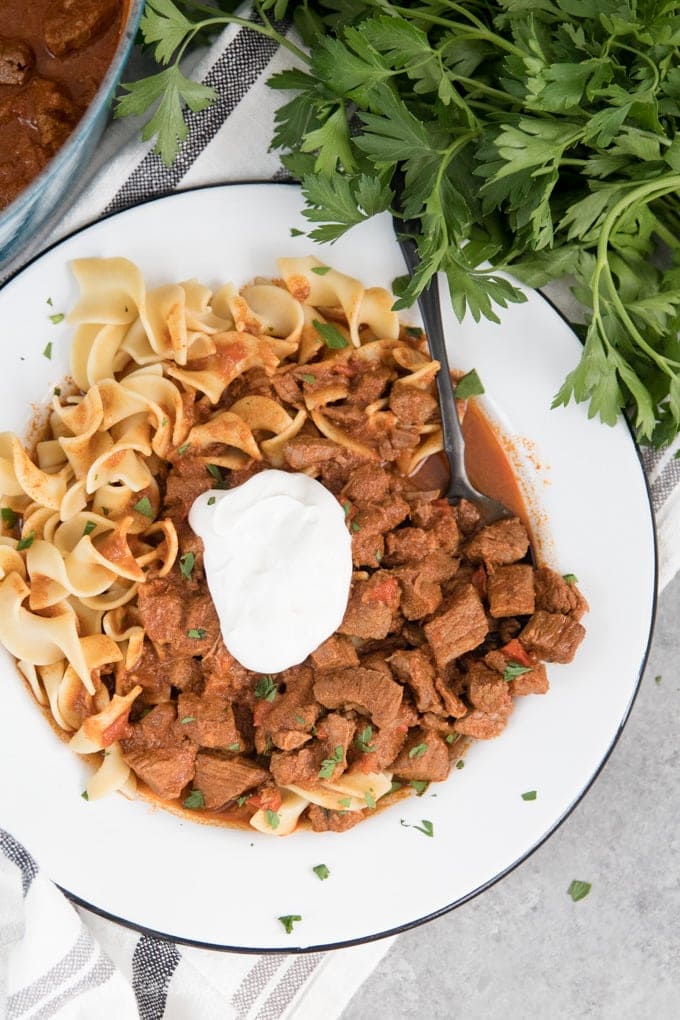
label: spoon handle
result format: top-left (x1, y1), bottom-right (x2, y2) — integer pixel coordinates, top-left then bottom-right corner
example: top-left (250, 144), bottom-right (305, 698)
top-left (395, 231), bottom-right (476, 503)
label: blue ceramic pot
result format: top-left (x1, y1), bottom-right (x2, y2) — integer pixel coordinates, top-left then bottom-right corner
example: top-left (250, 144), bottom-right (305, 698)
top-left (0, 0), bottom-right (145, 270)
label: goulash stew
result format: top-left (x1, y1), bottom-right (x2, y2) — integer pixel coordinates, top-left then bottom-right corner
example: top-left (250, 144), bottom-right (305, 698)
top-left (0, 256), bottom-right (587, 836)
top-left (0, 1), bottom-right (125, 210)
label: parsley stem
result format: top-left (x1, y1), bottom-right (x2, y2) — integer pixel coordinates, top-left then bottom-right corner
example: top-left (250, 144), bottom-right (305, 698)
top-left (178, 9), bottom-right (309, 67)
top-left (386, 6), bottom-right (526, 59)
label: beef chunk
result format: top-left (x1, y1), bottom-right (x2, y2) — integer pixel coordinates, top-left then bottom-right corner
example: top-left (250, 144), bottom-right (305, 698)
top-left (353, 703), bottom-right (417, 773)
top-left (424, 584), bottom-right (488, 669)
top-left (487, 564), bottom-right (535, 618)
top-left (0, 76), bottom-right (77, 154)
top-left (270, 713), bottom-right (354, 786)
top-left (510, 662), bottom-right (550, 696)
top-left (389, 648), bottom-right (442, 714)
top-left (164, 454), bottom-right (212, 519)
top-left (466, 662), bottom-right (513, 715)
top-left (396, 567), bottom-right (443, 620)
top-left (176, 692), bottom-right (240, 750)
top-left (434, 676), bottom-right (468, 718)
top-left (137, 573), bottom-right (220, 656)
top-left (307, 805), bottom-right (366, 832)
top-left (44, 0), bottom-right (119, 57)
top-left (311, 634), bottom-right (359, 672)
top-left (454, 499), bottom-right (482, 536)
top-left (193, 752), bottom-right (267, 810)
top-left (388, 383), bottom-right (438, 425)
top-left (348, 365), bottom-right (392, 406)
top-left (202, 640), bottom-right (251, 697)
top-left (253, 663), bottom-right (319, 738)
top-left (313, 667), bottom-right (403, 728)
top-left (454, 708), bottom-right (511, 740)
top-left (0, 37), bottom-right (34, 85)
top-left (392, 729), bottom-right (450, 782)
top-left (117, 640), bottom-right (201, 703)
top-left (124, 745), bottom-right (196, 801)
top-left (520, 611), bottom-right (585, 664)
top-left (343, 464), bottom-right (391, 504)
top-left (464, 517), bottom-right (530, 565)
top-left (285, 436), bottom-right (367, 473)
top-left (534, 566), bottom-right (589, 621)
top-left (411, 500), bottom-right (460, 553)
top-left (385, 527), bottom-right (438, 566)
top-left (122, 703), bottom-right (180, 753)
top-left (339, 572), bottom-right (400, 640)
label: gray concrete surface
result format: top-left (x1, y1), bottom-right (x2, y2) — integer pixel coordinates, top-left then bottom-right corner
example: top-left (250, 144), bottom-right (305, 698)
top-left (343, 572), bottom-right (680, 1020)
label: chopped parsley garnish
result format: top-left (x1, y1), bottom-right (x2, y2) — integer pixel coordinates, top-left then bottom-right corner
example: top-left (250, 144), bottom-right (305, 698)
top-left (187, 628), bottom-right (207, 640)
top-left (160, 417), bottom-right (168, 428)
top-left (410, 780), bottom-right (429, 796)
top-left (567, 880), bottom-right (592, 902)
top-left (180, 716), bottom-right (195, 725)
top-left (177, 442), bottom-right (190, 455)
top-left (81, 790), bottom-right (89, 801)
top-left (265, 809), bottom-right (280, 830)
top-left (133, 496), bottom-right (154, 518)
top-left (83, 521), bottom-right (96, 537)
top-left (408, 742), bottom-right (428, 759)
top-left (236, 795), bottom-right (249, 807)
top-left (300, 373), bottom-right (316, 384)
top-left (49, 312), bottom-right (65, 325)
top-left (405, 326), bottom-right (422, 338)
top-left (227, 742), bottom-right (241, 752)
top-left (338, 797), bottom-right (352, 809)
top-left (1, 507), bottom-right (17, 528)
top-left (311, 265), bottom-right (331, 275)
top-left (46, 297), bottom-right (53, 306)
top-left (318, 745), bottom-right (344, 779)
top-left (17, 532), bottom-right (35, 551)
top-left (312, 318), bottom-right (349, 350)
top-left (179, 551), bottom-right (195, 580)
top-left (42, 342), bottom-right (53, 360)
top-left (278, 914), bottom-right (301, 934)
top-left (654, 674), bottom-right (663, 685)
top-left (312, 863), bottom-right (330, 881)
top-left (206, 463), bottom-right (225, 486)
top-left (355, 725), bottom-right (375, 754)
top-left (454, 368), bottom-right (485, 400)
top-left (290, 227), bottom-right (305, 237)
top-left (342, 501), bottom-right (351, 518)
top-left (350, 521), bottom-right (360, 532)
top-left (456, 760), bottom-right (465, 770)
top-left (53, 387), bottom-right (61, 397)
top-left (445, 733), bottom-right (460, 745)
top-left (563, 573), bottom-right (579, 584)
top-left (503, 662), bottom-right (533, 682)
top-left (183, 789), bottom-right (205, 809)
top-left (365, 791), bottom-right (376, 810)
top-left (254, 675), bottom-right (278, 702)
top-left (207, 495), bottom-right (216, 506)
top-left (521, 790), bottom-right (537, 801)
top-left (388, 781), bottom-right (403, 795)
top-left (401, 818), bottom-right (434, 837)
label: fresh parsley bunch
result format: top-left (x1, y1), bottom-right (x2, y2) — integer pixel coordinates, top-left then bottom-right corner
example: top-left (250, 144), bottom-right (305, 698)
top-left (119, 0), bottom-right (680, 445)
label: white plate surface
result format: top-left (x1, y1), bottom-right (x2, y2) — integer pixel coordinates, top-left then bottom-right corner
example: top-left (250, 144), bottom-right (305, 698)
top-left (0, 184), bottom-right (656, 951)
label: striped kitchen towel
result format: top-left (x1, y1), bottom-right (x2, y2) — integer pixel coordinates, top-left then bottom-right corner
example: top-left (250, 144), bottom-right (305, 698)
top-left (0, 6), bottom-right (675, 1020)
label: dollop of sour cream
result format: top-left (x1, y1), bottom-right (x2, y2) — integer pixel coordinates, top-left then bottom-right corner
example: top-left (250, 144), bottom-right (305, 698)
top-left (188, 470), bottom-right (353, 674)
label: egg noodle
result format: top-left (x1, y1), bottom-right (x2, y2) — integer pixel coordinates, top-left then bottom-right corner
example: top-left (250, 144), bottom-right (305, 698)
top-left (0, 256), bottom-right (447, 831)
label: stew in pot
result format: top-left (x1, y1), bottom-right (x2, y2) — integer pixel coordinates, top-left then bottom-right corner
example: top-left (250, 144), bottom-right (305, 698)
top-left (0, 0), bottom-right (125, 210)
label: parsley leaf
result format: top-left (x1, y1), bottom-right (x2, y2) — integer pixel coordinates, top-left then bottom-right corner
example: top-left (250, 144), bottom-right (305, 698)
top-left (254, 675), bottom-right (278, 702)
top-left (567, 879), bottom-right (592, 902)
top-left (17, 532), bottom-right (35, 551)
top-left (318, 745), bottom-right (344, 779)
top-left (187, 628), bottom-right (206, 640)
top-left (312, 318), bottom-right (349, 350)
top-left (454, 369), bottom-right (485, 400)
top-left (355, 725), bottom-right (376, 754)
top-left (265, 809), bottom-right (280, 830)
top-left (503, 662), bottom-right (533, 682)
top-left (278, 914), bottom-right (302, 934)
top-left (179, 551), bottom-right (195, 580)
top-left (133, 496), bottom-right (154, 518)
top-left (1, 508), bottom-right (17, 528)
top-left (313, 863), bottom-right (330, 881)
top-left (408, 742), bottom-right (428, 759)
top-left (183, 789), bottom-right (205, 810)
top-left (521, 790), bottom-right (537, 801)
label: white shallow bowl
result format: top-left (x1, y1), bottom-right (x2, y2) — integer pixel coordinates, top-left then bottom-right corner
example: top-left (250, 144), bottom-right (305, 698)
top-left (0, 184), bottom-right (656, 952)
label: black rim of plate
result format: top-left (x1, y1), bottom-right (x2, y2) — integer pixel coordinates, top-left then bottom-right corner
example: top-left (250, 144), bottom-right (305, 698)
top-left (0, 181), bottom-right (660, 955)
